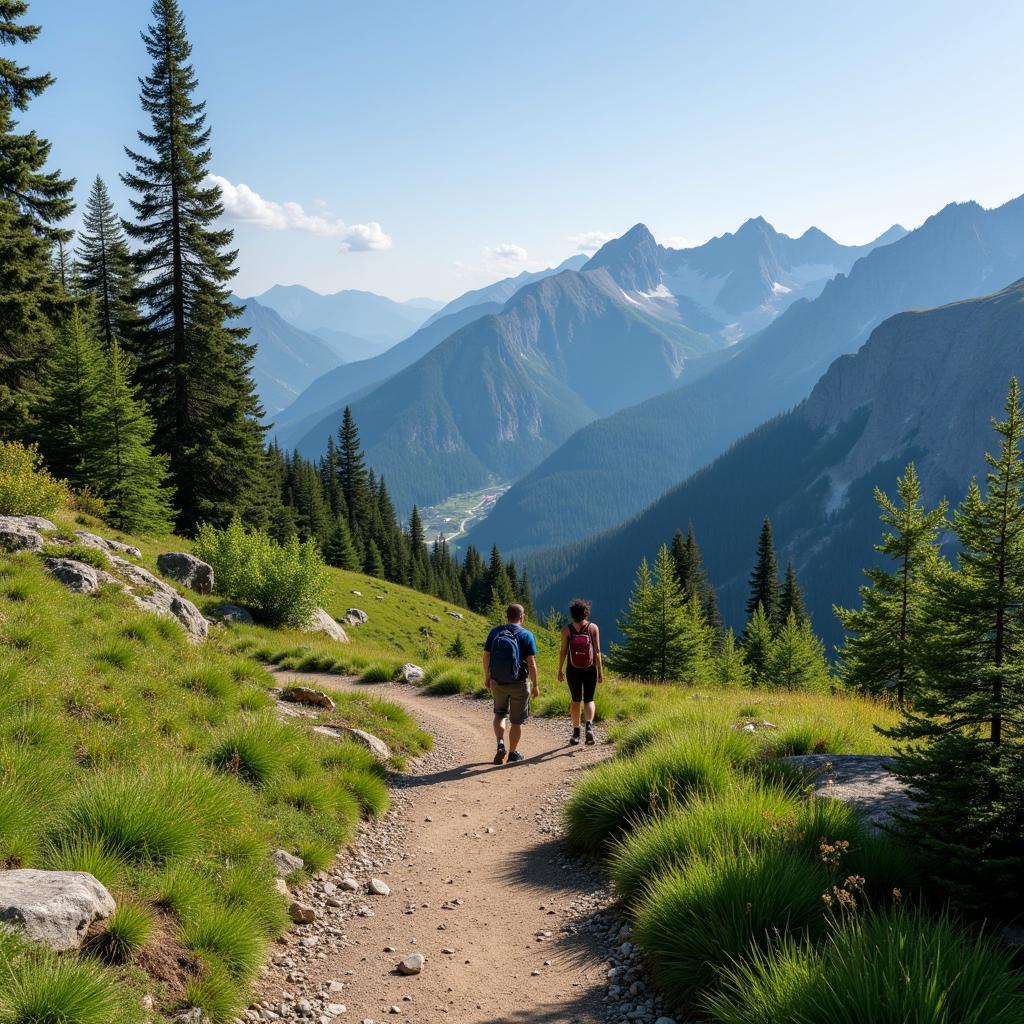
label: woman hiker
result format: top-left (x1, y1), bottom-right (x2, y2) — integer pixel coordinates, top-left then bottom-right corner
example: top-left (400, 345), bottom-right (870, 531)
top-left (557, 597), bottom-right (602, 746)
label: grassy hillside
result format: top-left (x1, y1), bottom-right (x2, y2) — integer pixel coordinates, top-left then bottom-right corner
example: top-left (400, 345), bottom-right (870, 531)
top-left (0, 516), bottom-right (439, 1023)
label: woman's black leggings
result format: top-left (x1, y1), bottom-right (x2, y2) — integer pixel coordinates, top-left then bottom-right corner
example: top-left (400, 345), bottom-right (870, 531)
top-left (566, 664), bottom-right (598, 703)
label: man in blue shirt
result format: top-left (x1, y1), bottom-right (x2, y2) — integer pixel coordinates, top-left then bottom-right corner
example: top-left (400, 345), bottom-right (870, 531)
top-left (483, 603), bottom-right (540, 764)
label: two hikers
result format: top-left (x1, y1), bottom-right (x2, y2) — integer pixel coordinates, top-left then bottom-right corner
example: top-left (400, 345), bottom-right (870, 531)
top-left (483, 603), bottom-right (539, 764)
top-left (483, 598), bottom-right (602, 762)
top-left (558, 598), bottom-right (602, 746)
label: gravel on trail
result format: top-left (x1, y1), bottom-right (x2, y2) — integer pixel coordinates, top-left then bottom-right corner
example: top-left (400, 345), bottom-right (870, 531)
top-left (244, 672), bottom-right (677, 1024)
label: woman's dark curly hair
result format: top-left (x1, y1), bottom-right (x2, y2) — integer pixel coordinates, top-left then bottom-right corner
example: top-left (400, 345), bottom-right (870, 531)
top-left (569, 598), bottom-right (591, 623)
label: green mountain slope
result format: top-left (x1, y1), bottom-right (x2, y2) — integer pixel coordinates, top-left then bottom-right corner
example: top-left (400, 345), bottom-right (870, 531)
top-left (533, 279), bottom-right (1024, 651)
top-left (472, 194), bottom-right (1024, 555)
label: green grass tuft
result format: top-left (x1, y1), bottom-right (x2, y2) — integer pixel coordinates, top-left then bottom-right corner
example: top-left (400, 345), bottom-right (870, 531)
top-left (87, 902), bottom-right (153, 964)
top-left (705, 906), bottom-right (1024, 1024)
top-left (633, 845), bottom-right (828, 1004)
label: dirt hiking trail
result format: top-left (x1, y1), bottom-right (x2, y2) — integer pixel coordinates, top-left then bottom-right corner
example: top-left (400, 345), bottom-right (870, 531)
top-left (257, 670), bottom-right (620, 1024)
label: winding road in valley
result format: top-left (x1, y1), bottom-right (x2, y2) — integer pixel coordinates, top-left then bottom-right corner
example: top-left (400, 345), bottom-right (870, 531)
top-left (257, 671), bottom-right (620, 1024)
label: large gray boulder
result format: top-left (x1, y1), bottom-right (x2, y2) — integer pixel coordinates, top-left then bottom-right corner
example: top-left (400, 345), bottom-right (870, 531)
top-left (0, 517), bottom-right (44, 553)
top-left (0, 869), bottom-right (115, 951)
top-left (43, 557), bottom-right (114, 595)
top-left (73, 530), bottom-right (142, 560)
top-left (109, 556), bottom-right (209, 642)
top-left (157, 551), bottom-right (214, 594)
top-left (301, 607), bottom-right (350, 643)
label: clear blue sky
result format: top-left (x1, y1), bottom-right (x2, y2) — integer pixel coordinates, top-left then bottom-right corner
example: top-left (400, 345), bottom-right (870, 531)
top-left (25, 0), bottom-right (1024, 300)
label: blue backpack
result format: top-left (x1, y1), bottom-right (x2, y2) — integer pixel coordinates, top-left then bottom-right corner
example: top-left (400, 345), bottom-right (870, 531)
top-left (489, 625), bottom-right (522, 684)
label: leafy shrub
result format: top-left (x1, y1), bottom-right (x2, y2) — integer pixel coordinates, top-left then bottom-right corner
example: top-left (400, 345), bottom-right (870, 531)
top-left (0, 441), bottom-right (68, 517)
top-left (67, 486), bottom-right (109, 519)
top-left (194, 518), bottom-right (327, 627)
top-left (634, 845), bottom-right (828, 1004)
top-left (705, 906), bottom-right (1024, 1024)
top-left (88, 902), bottom-right (153, 963)
top-left (564, 733), bottom-right (746, 854)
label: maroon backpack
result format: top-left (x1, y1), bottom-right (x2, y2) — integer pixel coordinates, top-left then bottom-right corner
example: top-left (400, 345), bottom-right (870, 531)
top-left (568, 623), bottom-right (594, 669)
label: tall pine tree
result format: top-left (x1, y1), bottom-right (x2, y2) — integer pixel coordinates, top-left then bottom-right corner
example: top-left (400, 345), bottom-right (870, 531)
top-left (746, 516), bottom-right (780, 623)
top-left (0, 0), bottom-right (75, 436)
top-left (36, 302), bottom-right (104, 486)
top-left (835, 464), bottom-right (947, 705)
top-left (337, 406), bottom-right (372, 537)
top-left (672, 524), bottom-right (708, 601)
top-left (888, 380), bottom-right (1024, 914)
top-left (122, 0), bottom-right (266, 532)
top-left (608, 558), bottom-right (656, 679)
top-left (778, 560), bottom-right (807, 627)
top-left (765, 610), bottom-right (829, 690)
top-left (91, 339), bottom-right (174, 533)
top-left (76, 175), bottom-right (140, 351)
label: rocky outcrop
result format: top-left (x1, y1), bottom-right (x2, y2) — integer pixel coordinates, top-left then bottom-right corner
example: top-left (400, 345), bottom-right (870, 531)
top-left (0, 869), bottom-right (115, 951)
top-left (344, 608), bottom-right (369, 626)
top-left (337, 727), bottom-right (391, 762)
top-left (782, 754), bottom-right (913, 830)
top-left (109, 556), bottom-right (209, 642)
top-left (157, 551), bottom-right (214, 594)
top-left (209, 603), bottom-right (255, 625)
top-left (73, 530), bottom-right (141, 560)
top-left (43, 557), bottom-right (114, 595)
top-left (301, 607), bottom-right (349, 643)
top-left (0, 516), bottom-right (45, 553)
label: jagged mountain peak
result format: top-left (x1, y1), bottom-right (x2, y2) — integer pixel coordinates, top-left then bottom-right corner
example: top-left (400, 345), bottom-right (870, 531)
top-left (583, 223), bottom-right (662, 292)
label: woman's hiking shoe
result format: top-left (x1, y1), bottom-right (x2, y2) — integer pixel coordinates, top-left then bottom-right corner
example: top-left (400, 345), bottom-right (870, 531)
top-left (506, 750), bottom-right (524, 763)
top-left (570, 728), bottom-right (581, 746)
top-left (585, 725), bottom-right (596, 746)
top-left (493, 744), bottom-right (506, 765)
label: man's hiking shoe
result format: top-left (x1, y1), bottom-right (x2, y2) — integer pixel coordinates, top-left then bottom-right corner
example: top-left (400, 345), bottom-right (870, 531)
top-left (506, 750), bottom-right (524, 763)
top-left (585, 727), bottom-right (596, 746)
top-left (493, 745), bottom-right (506, 765)
top-left (570, 729), bottom-right (581, 746)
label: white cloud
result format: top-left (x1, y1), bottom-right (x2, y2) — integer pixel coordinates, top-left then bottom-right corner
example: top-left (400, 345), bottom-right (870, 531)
top-left (204, 174), bottom-right (392, 252)
top-left (482, 242), bottom-right (529, 263)
top-left (570, 230), bottom-right (615, 254)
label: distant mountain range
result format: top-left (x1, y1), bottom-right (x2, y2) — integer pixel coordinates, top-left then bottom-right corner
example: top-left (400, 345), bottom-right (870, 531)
top-left (532, 279), bottom-right (1024, 651)
top-left (233, 296), bottom-right (343, 416)
top-left (297, 228), bottom-right (744, 512)
top-left (282, 217), bottom-right (903, 513)
top-left (255, 284), bottom-right (440, 353)
top-left (470, 195), bottom-right (1024, 556)
top-left (270, 258), bottom-right (598, 451)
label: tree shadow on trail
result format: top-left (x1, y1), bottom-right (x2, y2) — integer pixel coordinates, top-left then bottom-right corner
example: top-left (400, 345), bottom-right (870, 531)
top-left (395, 745), bottom-right (578, 789)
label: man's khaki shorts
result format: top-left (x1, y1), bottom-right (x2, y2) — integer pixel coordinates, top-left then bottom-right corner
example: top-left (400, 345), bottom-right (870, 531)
top-left (491, 680), bottom-right (531, 725)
